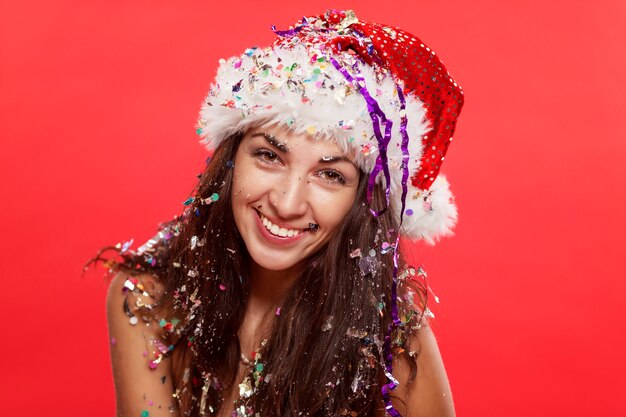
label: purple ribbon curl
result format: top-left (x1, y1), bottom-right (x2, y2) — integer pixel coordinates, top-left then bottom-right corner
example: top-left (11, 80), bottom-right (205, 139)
top-left (330, 56), bottom-right (411, 417)
top-left (271, 17), bottom-right (308, 37)
top-left (328, 58), bottom-right (392, 217)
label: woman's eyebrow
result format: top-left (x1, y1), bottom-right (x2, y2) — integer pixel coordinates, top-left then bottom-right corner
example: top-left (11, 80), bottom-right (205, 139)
top-left (250, 132), bottom-right (289, 152)
top-left (319, 155), bottom-right (358, 169)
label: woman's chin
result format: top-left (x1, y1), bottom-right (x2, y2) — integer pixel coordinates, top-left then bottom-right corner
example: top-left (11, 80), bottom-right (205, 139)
top-left (245, 237), bottom-right (310, 270)
top-left (248, 251), bottom-right (301, 273)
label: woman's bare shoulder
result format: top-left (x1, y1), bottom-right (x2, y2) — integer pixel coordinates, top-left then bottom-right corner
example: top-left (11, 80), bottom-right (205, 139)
top-left (106, 271), bottom-right (169, 336)
top-left (108, 269), bottom-right (166, 303)
top-left (390, 321), bottom-right (456, 417)
top-left (106, 270), bottom-right (179, 416)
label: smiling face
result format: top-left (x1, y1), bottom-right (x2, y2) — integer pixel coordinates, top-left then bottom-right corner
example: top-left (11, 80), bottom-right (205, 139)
top-left (231, 124), bottom-right (360, 275)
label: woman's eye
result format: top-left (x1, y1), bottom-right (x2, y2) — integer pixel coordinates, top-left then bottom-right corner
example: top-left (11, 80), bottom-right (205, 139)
top-left (252, 149), bottom-right (280, 164)
top-left (318, 170), bottom-right (346, 184)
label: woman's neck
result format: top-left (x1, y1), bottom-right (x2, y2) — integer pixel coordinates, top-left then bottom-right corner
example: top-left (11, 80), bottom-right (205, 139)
top-left (239, 262), bottom-right (302, 353)
top-left (247, 261), bottom-right (301, 309)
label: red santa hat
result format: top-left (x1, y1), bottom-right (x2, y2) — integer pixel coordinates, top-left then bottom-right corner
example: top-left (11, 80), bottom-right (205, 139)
top-left (197, 10), bottom-right (464, 244)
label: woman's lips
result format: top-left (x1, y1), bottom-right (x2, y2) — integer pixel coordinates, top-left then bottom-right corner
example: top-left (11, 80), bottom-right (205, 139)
top-left (254, 210), bottom-right (307, 245)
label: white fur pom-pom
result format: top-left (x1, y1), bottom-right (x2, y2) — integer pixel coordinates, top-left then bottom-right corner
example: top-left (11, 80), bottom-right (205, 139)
top-left (395, 175), bottom-right (458, 244)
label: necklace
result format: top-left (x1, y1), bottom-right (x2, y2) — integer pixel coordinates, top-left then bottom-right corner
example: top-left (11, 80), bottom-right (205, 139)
top-left (239, 338), bottom-right (267, 367)
top-left (240, 352), bottom-right (254, 366)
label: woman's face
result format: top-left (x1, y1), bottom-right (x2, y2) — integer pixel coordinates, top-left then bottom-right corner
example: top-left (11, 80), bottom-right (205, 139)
top-left (231, 125), bottom-right (360, 273)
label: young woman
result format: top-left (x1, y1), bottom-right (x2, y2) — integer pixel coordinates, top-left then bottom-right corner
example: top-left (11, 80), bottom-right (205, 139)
top-left (91, 9), bottom-right (464, 417)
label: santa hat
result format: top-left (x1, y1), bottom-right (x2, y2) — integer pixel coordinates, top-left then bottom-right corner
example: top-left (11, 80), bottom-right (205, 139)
top-left (197, 10), bottom-right (464, 244)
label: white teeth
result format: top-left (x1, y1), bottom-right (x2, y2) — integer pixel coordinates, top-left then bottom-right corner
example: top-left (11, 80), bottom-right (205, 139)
top-left (259, 213), bottom-right (302, 238)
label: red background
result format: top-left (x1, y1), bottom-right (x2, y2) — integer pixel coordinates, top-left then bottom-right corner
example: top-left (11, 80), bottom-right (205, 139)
top-left (1, 1), bottom-right (625, 415)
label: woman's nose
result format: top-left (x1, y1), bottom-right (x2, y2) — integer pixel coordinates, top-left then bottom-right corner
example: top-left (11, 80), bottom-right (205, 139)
top-left (270, 175), bottom-right (309, 219)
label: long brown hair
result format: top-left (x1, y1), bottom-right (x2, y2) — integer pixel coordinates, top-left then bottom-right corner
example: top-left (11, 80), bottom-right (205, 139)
top-left (91, 131), bottom-right (428, 416)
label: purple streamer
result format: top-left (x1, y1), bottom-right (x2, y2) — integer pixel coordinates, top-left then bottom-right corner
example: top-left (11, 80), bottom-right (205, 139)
top-left (329, 56), bottom-right (413, 417)
top-left (377, 86), bottom-right (411, 417)
top-left (379, 85), bottom-right (411, 417)
top-left (328, 58), bottom-right (393, 217)
top-left (271, 17), bottom-right (308, 37)
top-left (391, 84), bottom-right (411, 331)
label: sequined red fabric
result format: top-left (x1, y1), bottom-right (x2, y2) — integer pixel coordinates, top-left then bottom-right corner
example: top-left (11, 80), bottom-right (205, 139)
top-left (274, 10), bottom-right (464, 191)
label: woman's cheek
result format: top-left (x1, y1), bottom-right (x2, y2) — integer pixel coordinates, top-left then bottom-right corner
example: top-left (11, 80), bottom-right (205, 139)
top-left (234, 166), bottom-right (275, 202)
top-left (312, 189), bottom-right (353, 226)
top-left (232, 160), bottom-right (259, 195)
